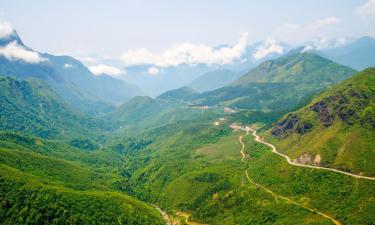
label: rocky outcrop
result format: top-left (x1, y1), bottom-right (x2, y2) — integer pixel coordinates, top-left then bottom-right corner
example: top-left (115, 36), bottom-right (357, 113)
top-left (311, 101), bottom-right (334, 126)
top-left (271, 114), bottom-right (313, 137)
top-left (293, 153), bottom-right (321, 166)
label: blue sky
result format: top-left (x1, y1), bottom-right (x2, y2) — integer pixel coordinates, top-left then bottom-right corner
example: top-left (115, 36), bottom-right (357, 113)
top-left (1, 0), bottom-right (374, 71)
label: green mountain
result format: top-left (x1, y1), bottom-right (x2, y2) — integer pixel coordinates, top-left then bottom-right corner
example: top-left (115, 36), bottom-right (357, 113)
top-left (192, 52), bottom-right (356, 111)
top-left (0, 77), bottom-right (104, 139)
top-left (268, 68), bottom-right (375, 176)
top-left (188, 69), bottom-right (240, 92)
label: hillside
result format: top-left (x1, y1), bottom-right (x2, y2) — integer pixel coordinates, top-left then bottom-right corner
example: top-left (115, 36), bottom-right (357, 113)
top-left (188, 69), bottom-right (240, 92)
top-left (0, 131), bottom-right (164, 224)
top-left (107, 112), bottom-right (375, 225)
top-left (192, 52), bottom-right (356, 111)
top-left (268, 68), bottom-right (375, 176)
top-left (0, 77), bottom-right (104, 139)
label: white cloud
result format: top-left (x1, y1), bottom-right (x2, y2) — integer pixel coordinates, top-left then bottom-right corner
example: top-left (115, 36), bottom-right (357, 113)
top-left (121, 33), bottom-right (249, 67)
top-left (0, 19), bottom-right (14, 39)
top-left (88, 64), bottom-right (123, 77)
top-left (64, 63), bottom-right (73, 68)
top-left (0, 41), bottom-right (46, 63)
top-left (357, 0), bottom-right (375, 17)
top-left (308, 17), bottom-right (341, 29)
top-left (147, 67), bottom-right (159, 75)
top-left (252, 39), bottom-right (284, 60)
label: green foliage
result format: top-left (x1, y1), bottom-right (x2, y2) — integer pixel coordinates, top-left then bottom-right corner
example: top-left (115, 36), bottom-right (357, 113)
top-left (0, 77), bottom-right (106, 140)
top-left (0, 165), bottom-right (164, 225)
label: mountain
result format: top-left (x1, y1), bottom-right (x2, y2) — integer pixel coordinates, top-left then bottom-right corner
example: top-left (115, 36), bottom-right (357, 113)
top-left (0, 30), bottom-right (140, 113)
top-left (46, 54), bottom-right (142, 105)
top-left (320, 36), bottom-right (375, 70)
top-left (188, 69), bottom-right (241, 92)
top-left (192, 52), bottom-right (356, 111)
top-left (121, 41), bottom-right (291, 96)
top-left (0, 77), bottom-right (104, 139)
top-left (157, 86), bottom-right (197, 102)
top-left (268, 68), bottom-right (375, 176)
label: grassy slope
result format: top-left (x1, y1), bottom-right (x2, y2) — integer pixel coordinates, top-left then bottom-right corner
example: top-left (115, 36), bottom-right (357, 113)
top-left (113, 116), bottom-right (374, 224)
top-left (266, 68), bottom-right (375, 176)
top-left (243, 134), bottom-right (375, 225)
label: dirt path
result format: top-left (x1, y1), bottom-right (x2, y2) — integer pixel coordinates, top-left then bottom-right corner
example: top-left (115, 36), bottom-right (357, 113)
top-left (176, 211), bottom-right (209, 225)
top-left (153, 205), bottom-right (172, 225)
top-left (238, 131), bottom-right (342, 225)
top-left (246, 127), bottom-right (375, 180)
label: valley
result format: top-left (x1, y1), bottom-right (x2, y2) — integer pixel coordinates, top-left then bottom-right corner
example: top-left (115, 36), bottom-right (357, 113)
top-left (0, 6), bottom-right (375, 224)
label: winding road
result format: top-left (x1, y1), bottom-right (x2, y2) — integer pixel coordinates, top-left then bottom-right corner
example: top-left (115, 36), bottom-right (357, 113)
top-left (238, 130), bottom-right (342, 225)
top-left (246, 127), bottom-right (375, 180)
top-left (153, 205), bottom-right (171, 225)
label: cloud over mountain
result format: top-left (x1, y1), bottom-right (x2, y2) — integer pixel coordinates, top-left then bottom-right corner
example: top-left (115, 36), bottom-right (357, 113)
top-left (0, 19), bottom-right (14, 38)
top-left (121, 33), bottom-right (249, 67)
top-left (88, 64), bottom-right (123, 76)
top-left (0, 41), bottom-right (46, 63)
top-left (252, 39), bottom-right (284, 60)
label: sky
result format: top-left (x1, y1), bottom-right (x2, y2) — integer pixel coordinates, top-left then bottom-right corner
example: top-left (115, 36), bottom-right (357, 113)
top-left (0, 0), bottom-right (375, 74)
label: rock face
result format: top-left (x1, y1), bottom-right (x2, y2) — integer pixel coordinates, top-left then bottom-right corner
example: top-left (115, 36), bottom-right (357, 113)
top-left (293, 153), bottom-right (321, 166)
top-left (311, 101), bottom-right (334, 127)
top-left (271, 114), bottom-right (313, 137)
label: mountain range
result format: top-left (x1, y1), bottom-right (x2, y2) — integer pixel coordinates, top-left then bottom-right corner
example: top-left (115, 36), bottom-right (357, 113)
top-left (0, 24), bottom-right (374, 225)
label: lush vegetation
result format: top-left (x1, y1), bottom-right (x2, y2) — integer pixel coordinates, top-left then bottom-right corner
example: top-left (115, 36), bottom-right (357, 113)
top-left (110, 117), bottom-right (374, 224)
top-left (0, 77), bottom-right (106, 140)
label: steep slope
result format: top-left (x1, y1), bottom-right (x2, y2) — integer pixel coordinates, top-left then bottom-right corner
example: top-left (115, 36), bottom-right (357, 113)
top-left (46, 54), bottom-right (142, 105)
top-left (268, 68), bottom-right (375, 176)
top-left (0, 77), bottom-right (103, 139)
top-left (193, 53), bottom-right (356, 111)
top-left (188, 69), bottom-right (240, 92)
top-left (321, 36), bottom-right (375, 70)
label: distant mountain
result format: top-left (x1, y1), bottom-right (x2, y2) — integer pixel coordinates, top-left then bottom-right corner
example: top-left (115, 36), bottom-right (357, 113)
top-left (121, 41), bottom-right (291, 96)
top-left (319, 36), bottom-right (375, 70)
top-left (109, 96), bottom-right (173, 125)
top-left (46, 54), bottom-right (142, 105)
top-left (234, 52), bottom-right (355, 85)
top-left (0, 77), bottom-right (103, 139)
top-left (192, 52), bottom-right (356, 111)
top-left (188, 69), bottom-right (241, 92)
top-left (157, 86), bottom-right (197, 102)
top-left (0, 30), bottom-right (141, 113)
top-left (268, 68), bottom-right (375, 176)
